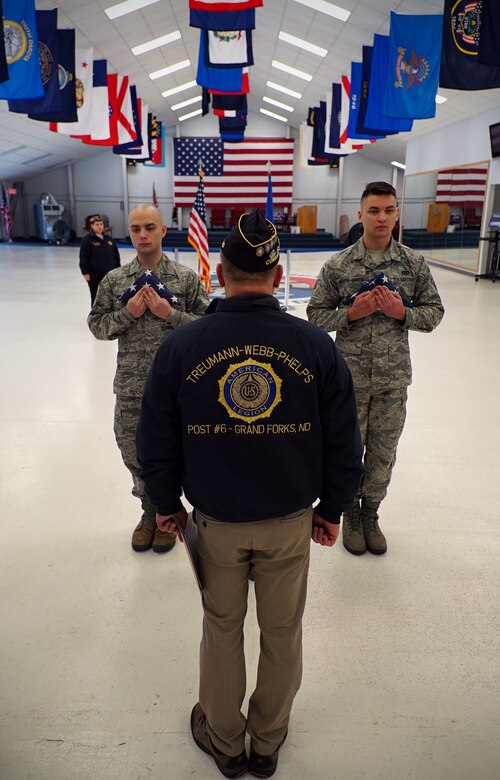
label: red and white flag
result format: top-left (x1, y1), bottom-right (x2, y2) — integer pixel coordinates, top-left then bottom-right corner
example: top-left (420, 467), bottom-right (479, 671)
top-left (81, 74), bottom-right (136, 147)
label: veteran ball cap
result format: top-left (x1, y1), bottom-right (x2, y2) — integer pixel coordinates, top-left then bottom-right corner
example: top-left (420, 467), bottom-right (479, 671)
top-left (89, 214), bottom-right (103, 224)
top-left (221, 209), bottom-right (280, 272)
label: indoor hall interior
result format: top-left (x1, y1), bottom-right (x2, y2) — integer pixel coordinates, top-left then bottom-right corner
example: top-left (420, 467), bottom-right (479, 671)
top-left (0, 242), bottom-right (499, 780)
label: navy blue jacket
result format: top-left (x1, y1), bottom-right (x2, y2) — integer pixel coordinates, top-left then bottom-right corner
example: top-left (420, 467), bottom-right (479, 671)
top-left (137, 294), bottom-right (363, 524)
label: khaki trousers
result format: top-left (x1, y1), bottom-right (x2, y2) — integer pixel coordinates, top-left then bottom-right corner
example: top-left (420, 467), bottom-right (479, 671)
top-left (196, 506), bottom-right (313, 757)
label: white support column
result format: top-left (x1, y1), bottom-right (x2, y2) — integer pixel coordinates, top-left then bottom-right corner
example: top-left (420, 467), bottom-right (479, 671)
top-left (121, 157), bottom-right (129, 234)
top-left (336, 156), bottom-right (345, 238)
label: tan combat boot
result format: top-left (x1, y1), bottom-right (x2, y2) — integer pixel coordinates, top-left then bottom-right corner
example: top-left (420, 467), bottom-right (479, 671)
top-left (361, 506), bottom-right (387, 555)
top-left (342, 500), bottom-right (366, 555)
top-left (131, 516), bottom-right (156, 552)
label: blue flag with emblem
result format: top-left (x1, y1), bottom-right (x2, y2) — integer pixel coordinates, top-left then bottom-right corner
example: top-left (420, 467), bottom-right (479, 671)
top-left (348, 62), bottom-right (385, 140)
top-left (8, 9), bottom-right (61, 115)
top-left (117, 271), bottom-right (178, 306)
top-left (383, 11), bottom-right (443, 120)
top-left (29, 28), bottom-right (77, 123)
top-left (196, 31), bottom-right (245, 91)
top-left (478, 0), bottom-right (500, 67)
top-left (0, 0), bottom-right (44, 100)
top-left (0, 0), bottom-right (10, 83)
top-left (440, 0), bottom-right (500, 89)
top-left (342, 272), bottom-right (413, 308)
top-left (360, 42), bottom-right (413, 135)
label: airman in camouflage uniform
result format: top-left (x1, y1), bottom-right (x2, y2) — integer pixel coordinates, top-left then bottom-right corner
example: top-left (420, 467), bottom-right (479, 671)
top-left (307, 182), bottom-right (444, 556)
top-left (88, 204), bottom-right (209, 553)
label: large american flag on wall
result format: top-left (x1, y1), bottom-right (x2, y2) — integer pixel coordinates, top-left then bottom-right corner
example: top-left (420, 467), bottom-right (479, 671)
top-left (436, 165), bottom-right (489, 206)
top-left (173, 137), bottom-right (294, 208)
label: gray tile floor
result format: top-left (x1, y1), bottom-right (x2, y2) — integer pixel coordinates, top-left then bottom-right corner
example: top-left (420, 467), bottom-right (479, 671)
top-left (0, 243), bottom-right (499, 779)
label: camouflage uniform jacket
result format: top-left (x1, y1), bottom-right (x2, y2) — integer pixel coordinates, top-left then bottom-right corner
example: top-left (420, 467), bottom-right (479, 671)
top-left (307, 238), bottom-right (444, 391)
top-left (88, 253), bottom-right (210, 399)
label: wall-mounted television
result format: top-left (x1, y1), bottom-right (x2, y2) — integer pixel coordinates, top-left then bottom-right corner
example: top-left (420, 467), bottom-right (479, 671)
top-left (489, 122), bottom-right (500, 159)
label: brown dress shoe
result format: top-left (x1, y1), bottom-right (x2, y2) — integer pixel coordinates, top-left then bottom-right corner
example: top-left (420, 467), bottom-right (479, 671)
top-left (190, 703), bottom-right (247, 778)
top-left (248, 730), bottom-right (288, 778)
top-left (131, 518), bottom-right (156, 552)
top-left (152, 527), bottom-right (176, 554)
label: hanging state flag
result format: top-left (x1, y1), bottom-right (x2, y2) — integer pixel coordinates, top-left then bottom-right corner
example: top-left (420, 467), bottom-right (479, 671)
top-left (328, 83), bottom-right (341, 150)
top-left (0, 0), bottom-right (44, 100)
top-left (197, 32), bottom-right (248, 91)
top-left (478, 0), bottom-right (500, 66)
top-left (129, 109), bottom-right (153, 161)
top-left (348, 62), bottom-right (385, 141)
top-left (29, 29), bottom-right (77, 123)
top-left (112, 85), bottom-right (142, 154)
top-left (189, 1), bottom-right (262, 9)
top-left (188, 167), bottom-right (211, 294)
top-left (440, 0), bottom-right (500, 89)
top-left (204, 29), bottom-right (253, 68)
top-left (174, 137), bottom-right (294, 207)
top-left (81, 74), bottom-right (136, 147)
top-left (212, 92), bottom-right (247, 117)
top-left (219, 114), bottom-right (247, 142)
top-left (0, 0), bottom-right (8, 84)
top-left (435, 165), bottom-right (488, 206)
top-left (71, 59), bottom-right (110, 140)
top-left (363, 38), bottom-right (414, 134)
top-left (355, 45), bottom-right (399, 136)
top-left (8, 9), bottom-right (60, 115)
top-left (383, 11), bottom-right (443, 120)
top-left (114, 99), bottom-right (148, 157)
top-left (339, 75), bottom-right (376, 152)
top-left (208, 68), bottom-right (249, 94)
top-left (190, 8), bottom-right (256, 29)
top-left (144, 120), bottom-right (165, 167)
top-left (50, 47), bottom-right (94, 135)
top-left (0, 183), bottom-right (13, 239)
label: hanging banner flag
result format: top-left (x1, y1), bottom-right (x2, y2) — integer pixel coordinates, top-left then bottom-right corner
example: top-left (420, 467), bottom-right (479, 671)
top-left (174, 137), bottom-right (294, 207)
top-left (50, 47), bottom-right (94, 135)
top-left (8, 9), bottom-right (60, 115)
top-left (383, 11), bottom-right (443, 120)
top-left (440, 0), bottom-right (500, 89)
top-left (0, 0), bottom-right (8, 84)
top-left (71, 59), bottom-right (110, 140)
top-left (478, 0), bottom-right (500, 67)
top-left (190, 8), bottom-right (256, 30)
top-left (81, 74), bottom-right (136, 147)
top-left (112, 85), bottom-right (142, 154)
top-left (0, 0), bottom-right (44, 100)
top-left (144, 120), bottom-right (165, 167)
top-left (348, 62), bottom-right (385, 141)
top-left (208, 67), bottom-right (249, 95)
top-left (212, 92), bottom-right (247, 117)
top-left (29, 29), bottom-right (77, 123)
top-left (204, 29), bottom-right (253, 68)
top-left (197, 32), bottom-right (248, 91)
top-left (362, 39), bottom-right (413, 135)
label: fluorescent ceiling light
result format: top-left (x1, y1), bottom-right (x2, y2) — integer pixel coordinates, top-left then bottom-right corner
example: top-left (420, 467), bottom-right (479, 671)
top-left (105, 0), bottom-right (160, 20)
top-left (171, 95), bottom-right (201, 111)
top-left (132, 30), bottom-right (181, 56)
top-left (260, 108), bottom-right (288, 123)
top-left (263, 96), bottom-right (294, 112)
top-left (178, 108), bottom-right (203, 122)
top-left (278, 31), bottom-right (327, 57)
top-left (149, 59), bottom-right (190, 80)
top-left (435, 94), bottom-right (448, 104)
top-left (162, 80), bottom-right (197, 98)
top-left (293, 0), bottom-right (350, 22)
top-left (272, 60), bottom-right (312, 82)
top-left (267, 80), bottom-right (302, 99)
top-left (391, 161), bottom-right (406, 170)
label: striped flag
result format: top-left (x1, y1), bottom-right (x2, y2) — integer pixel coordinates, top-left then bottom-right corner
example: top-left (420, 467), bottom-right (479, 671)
top-left (436, 165), bottom-right (488, 206)
top-left (174, 138), bottom-right (294, 208)
top-left (188, 168), bottom-right (211, 294)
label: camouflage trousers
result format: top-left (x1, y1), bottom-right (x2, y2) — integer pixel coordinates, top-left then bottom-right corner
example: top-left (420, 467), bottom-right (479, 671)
top-left (113, 396), bottom-right (156, 519)
top-left (354, 386), bottom-right (408, 508)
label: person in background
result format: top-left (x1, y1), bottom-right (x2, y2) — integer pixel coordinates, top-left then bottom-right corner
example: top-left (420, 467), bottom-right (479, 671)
top-left (136, 209), bottom-right (363, 778)
top-left (88, 204), bottom-right (209, 553)
top-left (307, 182), bottom-right (444, 557)
top-left (79, 214), bottom-right (121, 304)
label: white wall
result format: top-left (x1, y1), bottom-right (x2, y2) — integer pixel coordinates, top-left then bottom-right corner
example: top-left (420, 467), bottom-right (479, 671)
top-left (405, 105), bottom-right (500, 274)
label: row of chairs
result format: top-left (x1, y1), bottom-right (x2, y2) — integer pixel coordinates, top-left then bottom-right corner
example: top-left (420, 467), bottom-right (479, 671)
top-left (210, 208), bottom-right (246, 230)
